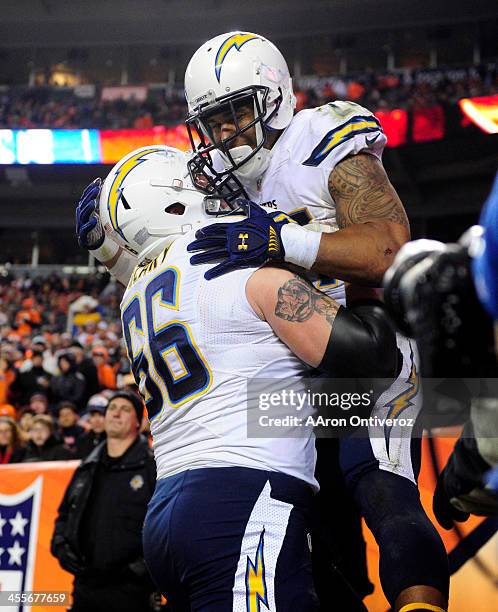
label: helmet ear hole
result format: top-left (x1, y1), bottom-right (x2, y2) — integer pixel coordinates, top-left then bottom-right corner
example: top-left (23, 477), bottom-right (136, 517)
top-left (121, 194), bottom-right (131, 210)
top-left (165, 202), bottom-right (185, 215)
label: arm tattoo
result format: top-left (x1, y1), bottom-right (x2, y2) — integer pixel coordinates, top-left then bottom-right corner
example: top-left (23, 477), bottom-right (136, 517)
top-left (328, 153), bottom-right (409, 229)
top-left (275, 275), bottom-right (340, 324)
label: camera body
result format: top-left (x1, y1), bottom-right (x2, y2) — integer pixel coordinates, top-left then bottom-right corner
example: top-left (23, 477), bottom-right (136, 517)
top-left (384, 240), bottom-right (496, 379)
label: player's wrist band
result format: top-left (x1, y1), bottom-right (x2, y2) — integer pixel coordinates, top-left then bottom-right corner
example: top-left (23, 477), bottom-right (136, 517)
top-left (281, 223), bottom-right (322, 270)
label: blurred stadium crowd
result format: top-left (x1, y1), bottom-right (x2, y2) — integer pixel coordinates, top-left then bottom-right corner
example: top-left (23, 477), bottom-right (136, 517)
top-left (0, 86), bottom-right (185, 130)
top-left (0, 271), bottom-right (142, 465)
top-left (1, 63), bottom-right (496, 129)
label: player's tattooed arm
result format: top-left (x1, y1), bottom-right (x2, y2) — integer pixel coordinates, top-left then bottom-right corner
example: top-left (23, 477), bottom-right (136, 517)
top-left (330, 153), bottom-right (409, 229)
top-left (311, 152), bottom-right (410, 286)
top-left (274, 275), bottom-right (339, 325)
top-left (247, 268), bottom-right (340, 367)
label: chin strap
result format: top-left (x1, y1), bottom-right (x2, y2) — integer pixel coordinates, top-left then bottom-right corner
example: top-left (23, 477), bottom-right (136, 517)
top-left (221, 144), bottom-right (272, 185)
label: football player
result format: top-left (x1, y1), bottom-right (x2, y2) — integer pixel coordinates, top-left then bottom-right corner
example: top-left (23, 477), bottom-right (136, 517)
top-left (93, 145), bottom-right (400, 611)
top-left (77, 159), bottom-right (371, 610)
top-left (75, 31), bottom-right (450, 611)
top-left (183, 32), bottom-right (449, 612)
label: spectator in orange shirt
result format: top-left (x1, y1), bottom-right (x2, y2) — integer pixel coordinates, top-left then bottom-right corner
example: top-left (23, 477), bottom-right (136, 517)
top-left (92, 347), bottom-right (117, 391)
top-left (294, 89), bottom-right (309, 112)
top-left (0, 356), bottom-right (16, 405)
top-left (133, 112), bottom-right (154, 130)
top-left (15, 298), bottom-right (42, 336)
top-left (14, 315), bottom-right (33, 338)
top-left (0, 404), bottom-right (17, 420)
top-left (346, 80), bottom-right (366, 101)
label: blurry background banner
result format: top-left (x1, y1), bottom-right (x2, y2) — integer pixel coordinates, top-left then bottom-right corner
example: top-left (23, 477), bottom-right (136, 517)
top-left (0, 461), bottom-right (77, 612)
top-left (99, 126), bottom-right (190, 164)
top-left (375, 109), bottom-right (408, 148)
top-left (0, 126), bottom-right (191, 165)
top-left (101, 86), bottom-right (148, 103)
top-left (459, 94), bottom-right (498, 134)
top-left (0, 98), bottom-right (496, 165)
top-left (412, 105), bottom-right (446, 142)
top-left (0, 441), bottom-right (495, 612)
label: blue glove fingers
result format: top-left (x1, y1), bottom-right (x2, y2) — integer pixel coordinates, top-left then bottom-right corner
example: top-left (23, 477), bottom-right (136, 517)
top-left (80, 178), bottom-right (102, 203)
top-left (194, 223), bottom-right (230, 239)
top-left (187, 235), bottom-right (226, 252)
top-left (76, 179), bottom-right (104, 250)
top-left (77, 198), bottom-right (98, 225)
top-left (80, 217), bottom-right (98, 235)
top-left (77, 218), bottom-right (99, 248)
top-left (204, 261), bottom-right (239, 281)
top-left (190, 248), bottom-right (228, 266)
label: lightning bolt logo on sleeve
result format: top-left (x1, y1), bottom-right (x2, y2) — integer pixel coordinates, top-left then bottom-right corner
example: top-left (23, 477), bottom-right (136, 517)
top-left (107, 148), bottom-right (162, 239)
top-left (245, 529), bottom-right (268, 612)
top-left (303, 115), bottom-right (382, 167)
top-left (215, 33), bottom-right (259, 83)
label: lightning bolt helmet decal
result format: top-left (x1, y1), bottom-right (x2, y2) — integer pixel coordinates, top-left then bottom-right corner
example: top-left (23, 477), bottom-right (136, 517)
top-left (215, 33), bottom-right (259, 82)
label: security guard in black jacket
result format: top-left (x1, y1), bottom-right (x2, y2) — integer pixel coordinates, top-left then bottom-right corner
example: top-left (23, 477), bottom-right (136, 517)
top-left (51, 391), bottom-right (157, 612)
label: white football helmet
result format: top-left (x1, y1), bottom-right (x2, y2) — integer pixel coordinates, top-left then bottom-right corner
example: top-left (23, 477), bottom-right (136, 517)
top-left (99, 146), bottom-right (218, 263)
top-left (185, 32), bottom-right (296, 198)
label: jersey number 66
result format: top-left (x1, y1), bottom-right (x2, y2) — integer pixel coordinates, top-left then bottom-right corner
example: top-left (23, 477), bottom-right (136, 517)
top-left (122, 268), bottom-right (212, 420)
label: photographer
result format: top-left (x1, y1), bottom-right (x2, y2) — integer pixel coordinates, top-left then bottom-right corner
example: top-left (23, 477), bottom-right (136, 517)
top-left (384, 174), bottom-right (498, 528)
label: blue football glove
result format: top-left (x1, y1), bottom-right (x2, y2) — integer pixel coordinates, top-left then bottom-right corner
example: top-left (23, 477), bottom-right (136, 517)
top-left (188, 201), bottom-right (292, 280)
top-left (76, 178), bottom-right (104, 250)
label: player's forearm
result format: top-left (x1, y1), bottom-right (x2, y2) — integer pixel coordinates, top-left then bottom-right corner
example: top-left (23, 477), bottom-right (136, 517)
top-left (255, 270), bottom-right (398, 377)
top-left (312, 220), bottom-right (409, 286)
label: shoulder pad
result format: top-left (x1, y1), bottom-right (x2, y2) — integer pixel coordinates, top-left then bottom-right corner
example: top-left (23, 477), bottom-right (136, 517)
top-left (317, 100), bottom-right (375, 122)
top-left (302, 101), bottom-right (384, 168)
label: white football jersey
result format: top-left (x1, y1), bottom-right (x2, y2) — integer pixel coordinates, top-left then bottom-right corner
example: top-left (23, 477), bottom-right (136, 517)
top-left (215, 100), bottom-right (386, 303)
top-left (121, 225), bottom-right (318, 489)
top-left (243, 101), bottom-right (385, 220)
